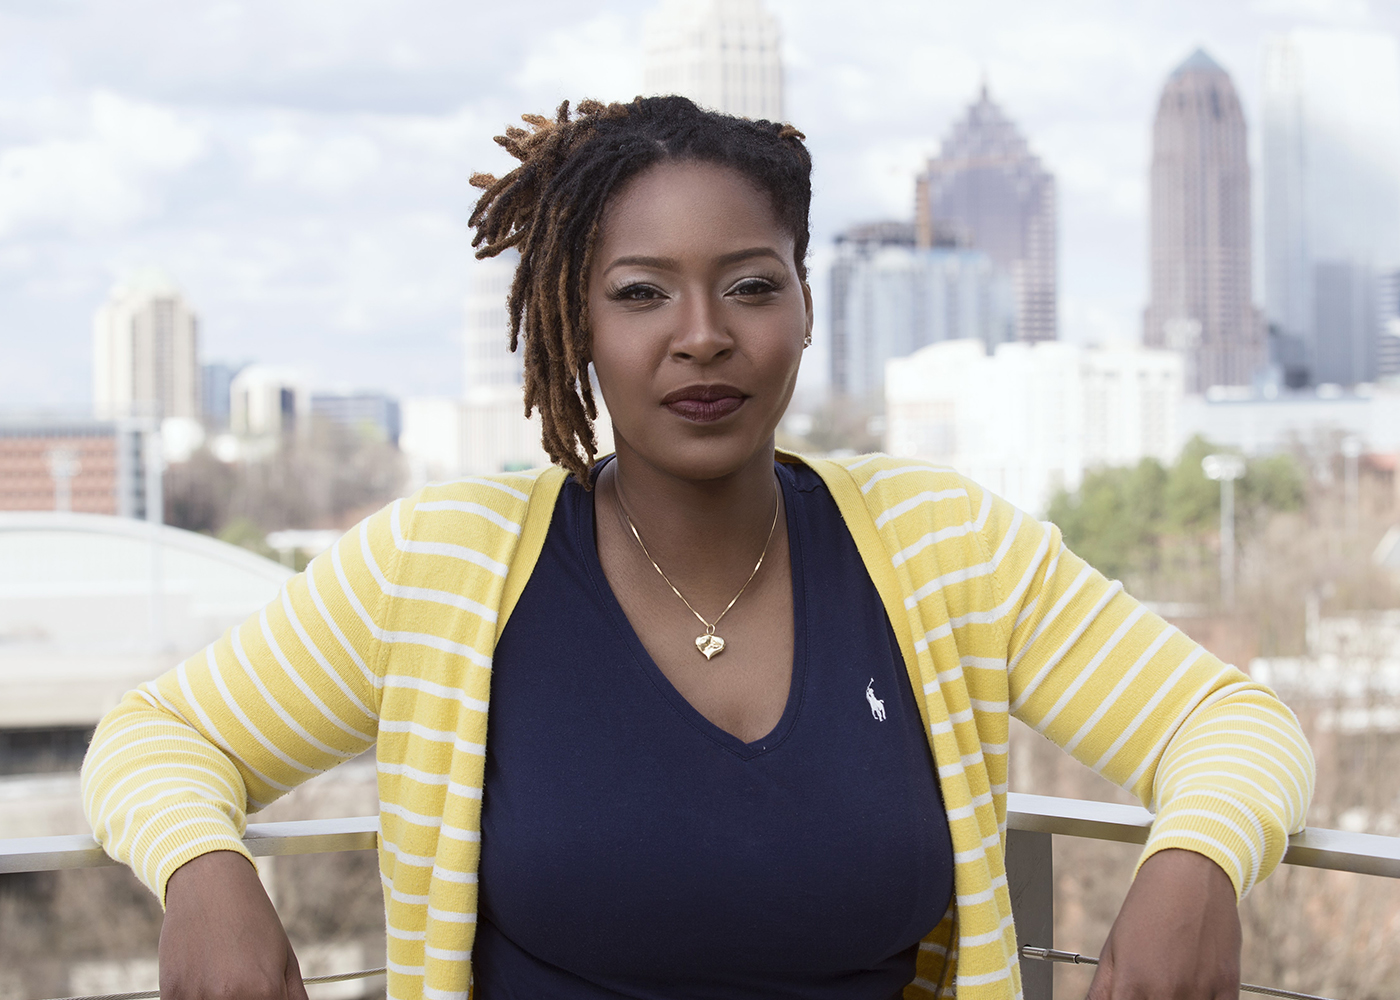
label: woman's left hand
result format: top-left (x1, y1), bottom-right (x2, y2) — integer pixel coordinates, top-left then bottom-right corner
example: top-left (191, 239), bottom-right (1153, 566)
top-left (1084, 848), bottom-right (1241, 999)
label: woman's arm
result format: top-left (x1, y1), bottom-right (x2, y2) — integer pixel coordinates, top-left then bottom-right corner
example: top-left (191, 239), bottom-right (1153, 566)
top-left (80, 504), bottom-right (399, 905)
top-left (964, 478), bottom-right (1313, 994)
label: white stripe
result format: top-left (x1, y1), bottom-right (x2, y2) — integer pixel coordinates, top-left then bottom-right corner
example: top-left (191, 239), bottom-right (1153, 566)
top-left (149, 830), bottom-right (248, 887)
top-left (304, 560), bottom-right (378, 689)
top-left (944, 792), bottom-right (992, 821)
top-left (1009, 573), bottom-right (1121, 714)
top-left (1162, 806), bottom-right (1262, 892)
top-left (424, 946), bottom-right (472, 961)
top-left (386, 961), bottom-right (426, 977)
top-left (422, 988), bottom-right (468, 1000)
top-left (970, 699), bottom-right (1007, 714)
top-left (383, 839), bottom-right (439, 868)
top-left (959, 915), bottom-right (1015, 948)
top-left (1008, 562), bottom-right (1096, 675)
top-left (390, 502), bottom-right (508, 576)
top-left (235, 620), bottom-right (364, 759)
top-left (905, 558), bottom-right (995, 609)
top-left (875, 487), bottom-right (970, 531)
top-left (1056, 623), bottom-right (1175, 754)
top-left (427, 906), bottom-right (477, 924)
top-left (382, 674), bottom-right (489, 712)
top-left (955, 873), bottom-right (1007, 907)
top-left (1145, 828), bottom-right (1244, 887)
top-left (363, 510), bottom-right (499, 620)
top-left (381, 801), bottom-right (444, 828)
top-left (433, 474), bottom-right (530, 501)
top-left (957, 967), bottom-right (1012, 987)
top-left (414, 498), bottom-right (522, 536)
top-left (378, 720), bottom-right (486, 756)
top-left (1160, 737), bottom-right (1308, 809)
top-left (279, 587), bottom-right (377, 719)
top-left (378, 763), bottom-right (447, 789)
top-left (861, 462), bottom-right (946, 493)
top-left (1108, 656), bottom-right (1210, 782)
top-left (336, 535), bottom-right (494, 669)
top-left (386, 924), bottom-right (426, 941)
top-left (944, 530), bottom-right (1051, 629)
top-left (203, 646), bottom-right (320, 777)
top-left (180, 654), bottom-right (292, 792)
top-left (431, 867), bottom-right (478, 885)
top-left (1033, 606), bottom-right (1151, 734)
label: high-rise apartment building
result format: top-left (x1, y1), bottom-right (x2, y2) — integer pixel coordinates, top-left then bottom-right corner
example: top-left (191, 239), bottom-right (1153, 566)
top-left (1143, 49), bottom-right (1265, 393)
top-left (93, 269), bottom-right (200, 421)
top-left (643, 0), bottom-right (783, 121)
top-left (829, 222), bottom-right (1015, 400)
top-left (1262, 30), bottom-right (1400, 385)
top-left (915, 86), bottom-right (1057, 343)
top-left (463, 251), bottom-right (524, 399)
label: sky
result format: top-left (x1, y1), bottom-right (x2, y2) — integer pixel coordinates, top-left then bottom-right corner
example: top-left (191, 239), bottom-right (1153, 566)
top-left (2, 0), bottom-right (1398, 412)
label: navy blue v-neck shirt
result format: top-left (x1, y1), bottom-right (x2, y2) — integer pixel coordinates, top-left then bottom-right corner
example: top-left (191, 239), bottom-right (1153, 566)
top-left (474, 461), bottom-right (954, 999)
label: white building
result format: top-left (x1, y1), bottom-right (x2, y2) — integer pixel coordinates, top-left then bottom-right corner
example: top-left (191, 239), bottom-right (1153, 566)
top-left (1179, 383), bottom-right (1400, 456)
top-left (643, 0), bottom-right (783, 121)
top-left (1262, 29), bottom-right (1400, 384)
top-left (93, 268), bottom-right (200, 421)
top-left (885, 340), bottom-right (1184, 515)
top-left (400, 253), bottom-right (614, 483)
top-left (229, 365), bottom-right (310, 439)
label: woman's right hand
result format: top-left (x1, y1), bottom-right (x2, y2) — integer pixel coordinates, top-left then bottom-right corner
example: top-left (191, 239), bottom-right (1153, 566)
top-left (159, 850), bottom-right (309, 1000)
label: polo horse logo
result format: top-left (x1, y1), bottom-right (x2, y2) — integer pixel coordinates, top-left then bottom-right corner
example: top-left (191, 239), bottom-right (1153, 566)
top-left (866, 678), bottom-right (886, 722)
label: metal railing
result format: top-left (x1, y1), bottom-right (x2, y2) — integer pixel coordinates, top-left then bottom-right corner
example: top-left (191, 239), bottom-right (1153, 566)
top-left (3, 796), bottom-right (1398, 999)
top-left (1004, 792), bottom-right (1400, 1000)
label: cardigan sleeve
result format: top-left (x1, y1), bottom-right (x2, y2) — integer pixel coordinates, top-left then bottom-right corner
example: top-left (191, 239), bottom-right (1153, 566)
top-left (966, 476), bottom-right (1314, 899)
top-left (80, 501), bottom-right (400, 905)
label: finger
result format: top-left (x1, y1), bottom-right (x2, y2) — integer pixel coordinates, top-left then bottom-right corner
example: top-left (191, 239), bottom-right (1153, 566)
top-left (285, 947), bottom-right (311, 1000)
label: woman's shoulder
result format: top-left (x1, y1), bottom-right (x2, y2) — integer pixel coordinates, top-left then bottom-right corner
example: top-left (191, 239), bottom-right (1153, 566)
top-left (794, 452), bottom-right (985, 517)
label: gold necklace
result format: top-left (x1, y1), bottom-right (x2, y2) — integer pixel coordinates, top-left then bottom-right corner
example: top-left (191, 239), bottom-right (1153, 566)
top-left (617, 480), bottom-right (781, 660)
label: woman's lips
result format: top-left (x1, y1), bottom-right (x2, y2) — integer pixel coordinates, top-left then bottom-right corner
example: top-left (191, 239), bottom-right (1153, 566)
top-left (661, 384), bottom-right (748, 423)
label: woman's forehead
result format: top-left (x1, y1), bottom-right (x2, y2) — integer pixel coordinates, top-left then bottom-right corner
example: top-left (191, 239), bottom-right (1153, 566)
top-left (596, 161), bottom-right (792, 262)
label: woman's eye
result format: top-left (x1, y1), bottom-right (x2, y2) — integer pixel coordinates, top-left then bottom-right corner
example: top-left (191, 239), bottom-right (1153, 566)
top-left (613, 283), bottom-right (664, 301)
top-left (730, 277), bottom-right (779, 297)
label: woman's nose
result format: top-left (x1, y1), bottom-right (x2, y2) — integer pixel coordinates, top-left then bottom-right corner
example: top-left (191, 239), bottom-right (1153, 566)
top-left (670, 292), bottom-right (734, 363)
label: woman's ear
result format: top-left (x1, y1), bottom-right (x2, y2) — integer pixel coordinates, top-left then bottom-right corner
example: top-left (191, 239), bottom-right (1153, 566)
top-left (802, 280), bottom-right (814, 343)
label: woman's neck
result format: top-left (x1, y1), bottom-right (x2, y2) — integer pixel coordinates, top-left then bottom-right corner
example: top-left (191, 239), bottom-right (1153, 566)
top-left (598, 439), bottom-right (781, 587)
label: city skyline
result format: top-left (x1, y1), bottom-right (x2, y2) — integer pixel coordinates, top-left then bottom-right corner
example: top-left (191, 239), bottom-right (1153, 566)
top-left (4, 1), bottom-right (1400, 410)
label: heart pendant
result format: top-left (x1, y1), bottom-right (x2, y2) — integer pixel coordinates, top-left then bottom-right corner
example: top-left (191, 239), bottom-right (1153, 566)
top-left (695, 633), bottom-right (726, 660)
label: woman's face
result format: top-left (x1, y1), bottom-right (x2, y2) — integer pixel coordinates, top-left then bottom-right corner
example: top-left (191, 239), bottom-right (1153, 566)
top-left (587, 160), bottom-right (812, 484)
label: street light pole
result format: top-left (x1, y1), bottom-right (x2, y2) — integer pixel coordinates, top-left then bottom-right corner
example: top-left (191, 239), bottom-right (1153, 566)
top-left (1341, 435), bottom-right (1362, 535)
top-left (1202, 453), bottom-right (1246, 610)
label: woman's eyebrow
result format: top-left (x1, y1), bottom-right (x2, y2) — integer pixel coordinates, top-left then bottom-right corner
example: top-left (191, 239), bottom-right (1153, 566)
top-left (603, 247), bottom-right (786, 273)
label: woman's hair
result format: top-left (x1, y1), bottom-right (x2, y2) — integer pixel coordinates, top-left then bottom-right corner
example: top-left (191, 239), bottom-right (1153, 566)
top-left (468, 95), bottom-right (811, 485)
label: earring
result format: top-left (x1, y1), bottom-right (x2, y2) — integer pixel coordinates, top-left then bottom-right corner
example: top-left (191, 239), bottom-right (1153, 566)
top-left (803, 333), bottom-right (813, 348)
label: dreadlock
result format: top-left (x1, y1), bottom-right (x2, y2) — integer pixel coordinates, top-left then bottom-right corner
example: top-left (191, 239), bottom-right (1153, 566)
top-left (468, 95), bottom-right (811, 487)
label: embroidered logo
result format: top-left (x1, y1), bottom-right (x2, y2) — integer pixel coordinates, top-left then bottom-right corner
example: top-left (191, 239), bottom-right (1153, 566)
top-left (866, 678), bottom-right (886, 722)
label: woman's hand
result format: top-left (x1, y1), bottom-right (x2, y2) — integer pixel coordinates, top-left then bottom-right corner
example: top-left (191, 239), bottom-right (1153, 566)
top-left (1085, 848), bottom-right (1241, 1000)
top-left (159, 850), bottom-right (309, 1000)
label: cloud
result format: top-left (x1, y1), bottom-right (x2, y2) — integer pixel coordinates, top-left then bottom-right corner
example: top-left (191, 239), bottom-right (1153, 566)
top-left (249, 124), bottom-right (383, 196)
top-left (0, 90), bottom-right (205, 237)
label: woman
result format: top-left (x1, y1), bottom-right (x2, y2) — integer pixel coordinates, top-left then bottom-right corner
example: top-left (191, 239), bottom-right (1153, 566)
top-left (82, 97), bottom-right (1314, 1000)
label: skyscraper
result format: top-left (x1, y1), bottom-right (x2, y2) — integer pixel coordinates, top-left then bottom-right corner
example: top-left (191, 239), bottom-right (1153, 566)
top-left (643, 0), bottom-right (783, 121)
top-left (1262, 29), bottom-right (1400, 385)
top-left (1143, 49), bottom-right (1264, 393)
top-left (93, 268), bottom-right (200, 421)
top-left (829, 222), bottom-right (1015, 400)
top-left (914, 86), bottom-right (1057, 343)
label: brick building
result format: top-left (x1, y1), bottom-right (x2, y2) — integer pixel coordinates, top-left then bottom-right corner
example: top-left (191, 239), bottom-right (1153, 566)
top-left (0, 419), bottom-right (149, 516)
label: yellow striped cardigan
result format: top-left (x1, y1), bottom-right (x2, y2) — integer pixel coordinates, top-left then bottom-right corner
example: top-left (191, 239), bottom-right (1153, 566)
top-left (81, 453), bottom-right (1314, 1000)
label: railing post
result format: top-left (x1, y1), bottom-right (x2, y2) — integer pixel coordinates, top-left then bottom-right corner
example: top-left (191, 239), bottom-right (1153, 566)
top-left (1007, 827), bottom-right (1053, 1000)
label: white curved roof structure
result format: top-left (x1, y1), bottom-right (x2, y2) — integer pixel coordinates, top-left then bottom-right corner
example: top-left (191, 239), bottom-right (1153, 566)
top-left (0, 512), bottom-right (294, 728)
